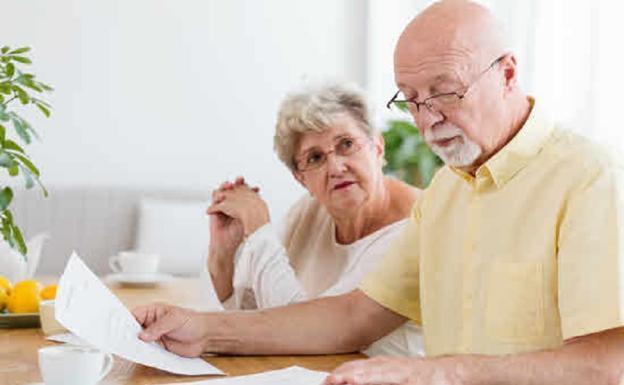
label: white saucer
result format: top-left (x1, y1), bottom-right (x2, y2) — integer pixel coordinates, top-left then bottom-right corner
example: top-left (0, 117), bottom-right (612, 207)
top-left (105, 272), bottom-right (174, 287)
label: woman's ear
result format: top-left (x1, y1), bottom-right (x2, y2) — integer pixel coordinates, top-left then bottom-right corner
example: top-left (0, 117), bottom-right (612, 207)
top-left (374, 133), bottom-right (385, 160)
top-left (293, 169), bottom-right (305, 186)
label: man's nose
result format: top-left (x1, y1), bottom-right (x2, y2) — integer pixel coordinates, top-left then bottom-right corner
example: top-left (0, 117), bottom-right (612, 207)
top-left (412, 106), bottom-right (444, 132)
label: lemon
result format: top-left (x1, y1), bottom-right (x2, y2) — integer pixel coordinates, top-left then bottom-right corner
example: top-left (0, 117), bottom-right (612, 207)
top-left (0, 276), bottom-right (12, 296)
top-left (7, 280), bottom-right (42, 314)
top-left (40, 284), bottom-right (58, 300)
top-left (0, 289), bottom-right (7, 312)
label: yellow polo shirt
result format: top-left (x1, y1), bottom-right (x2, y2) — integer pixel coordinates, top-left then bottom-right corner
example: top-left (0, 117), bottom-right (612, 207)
top-left (361, 99), bottom-right (624, 357)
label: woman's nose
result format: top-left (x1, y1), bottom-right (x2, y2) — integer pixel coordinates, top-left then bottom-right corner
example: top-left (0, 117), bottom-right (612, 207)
top-left (325, 152), bottom-right (349, 174)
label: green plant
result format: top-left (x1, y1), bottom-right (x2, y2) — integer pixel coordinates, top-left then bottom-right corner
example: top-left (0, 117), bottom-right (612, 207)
top-left (0, 46), bottom-right (52, 255)
top-left (383, 104), bottom-right (443, 188)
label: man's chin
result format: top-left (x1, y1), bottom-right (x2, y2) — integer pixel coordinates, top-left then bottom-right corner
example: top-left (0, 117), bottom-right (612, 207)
top-left (432, 146), bottom-right (481, 168)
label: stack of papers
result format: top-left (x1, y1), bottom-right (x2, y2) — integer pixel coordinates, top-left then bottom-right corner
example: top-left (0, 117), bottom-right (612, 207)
top-left (161, 366), bottom-right (328, 385)
top-left (55, 253), bottom-right (224, 376)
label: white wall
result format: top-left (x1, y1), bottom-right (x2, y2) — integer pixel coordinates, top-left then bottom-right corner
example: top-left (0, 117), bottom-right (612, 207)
top-left (1, 0), bottom-right (367, 220)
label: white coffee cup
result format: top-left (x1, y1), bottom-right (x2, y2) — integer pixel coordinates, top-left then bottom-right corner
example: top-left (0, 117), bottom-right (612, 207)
top-left (109, 251), bottom-right (159, 274)
top-left (38, 345), bottom-right (113, 385)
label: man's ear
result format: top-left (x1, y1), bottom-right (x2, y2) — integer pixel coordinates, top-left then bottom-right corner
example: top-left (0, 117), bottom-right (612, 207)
top-left (500, 54), bottom-right (518, 94)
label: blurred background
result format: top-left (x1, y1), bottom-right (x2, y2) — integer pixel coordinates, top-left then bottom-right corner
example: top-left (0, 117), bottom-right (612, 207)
top-left (1, 0), bottom-right (623, 275)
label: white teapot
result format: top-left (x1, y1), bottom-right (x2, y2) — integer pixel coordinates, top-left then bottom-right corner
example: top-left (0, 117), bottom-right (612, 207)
top-left (0, 233), bottom-right (49, 282)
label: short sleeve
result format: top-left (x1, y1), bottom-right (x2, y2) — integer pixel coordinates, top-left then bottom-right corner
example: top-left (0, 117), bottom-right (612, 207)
top-left (359, 202), bottom-right (422, 324)
top-left (558, 160), bottom-right (624, 340)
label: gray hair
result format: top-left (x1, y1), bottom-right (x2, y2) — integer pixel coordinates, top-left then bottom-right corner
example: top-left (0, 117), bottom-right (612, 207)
top-left (274, 82), bottom-right (375, 171)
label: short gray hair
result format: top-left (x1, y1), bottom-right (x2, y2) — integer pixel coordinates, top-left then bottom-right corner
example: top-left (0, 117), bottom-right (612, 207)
top-left (274, 82), bottom-right (375, 171)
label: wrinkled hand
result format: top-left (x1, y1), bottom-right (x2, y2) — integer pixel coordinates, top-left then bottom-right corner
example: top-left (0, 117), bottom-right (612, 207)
top-left (133, 303), bottom-right (208, 358)
top-left (207, 176), bottom-right (269, 237)
top-left (207, 177), bottom-right (254, 256)
top-left (323, 356), bottom-right (463, 385)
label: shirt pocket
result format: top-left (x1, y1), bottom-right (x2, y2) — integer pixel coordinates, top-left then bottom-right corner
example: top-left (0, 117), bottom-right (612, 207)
top-left (485, 261), bottom-right (545, 343)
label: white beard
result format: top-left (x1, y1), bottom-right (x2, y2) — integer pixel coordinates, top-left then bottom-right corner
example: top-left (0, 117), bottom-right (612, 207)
top-left (424, 124), bottom-right (482, 167)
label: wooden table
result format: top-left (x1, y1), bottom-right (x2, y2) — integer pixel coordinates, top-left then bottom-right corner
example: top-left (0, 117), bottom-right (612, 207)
top-left (0, 277), bottom-right (365, 384)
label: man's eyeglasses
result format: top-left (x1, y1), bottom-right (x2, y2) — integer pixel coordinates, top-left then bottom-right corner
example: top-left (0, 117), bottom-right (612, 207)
top-left (386, 55), bottom-right (506, 115)
top-left (295, 136), bottom-right (369, 172)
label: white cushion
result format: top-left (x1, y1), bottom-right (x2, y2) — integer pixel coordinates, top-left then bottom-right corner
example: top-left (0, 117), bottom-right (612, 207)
top-left (135, 198), bottom-right (209, 275)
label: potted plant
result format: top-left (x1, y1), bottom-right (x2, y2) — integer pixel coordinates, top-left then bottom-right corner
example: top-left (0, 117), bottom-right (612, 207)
top-left (383, 105), bottom-right (443, 188)
top-left (0, 45), bottom-right (52, 281)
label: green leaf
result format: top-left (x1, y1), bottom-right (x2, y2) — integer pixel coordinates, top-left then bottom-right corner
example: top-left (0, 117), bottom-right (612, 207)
top-left (12, 222), bottom-right (27, 255)
top-left (5, 63), bottom-right (14, 78)
top-left (8, 164), bottom-right (19, 176)
top-left (1, 46), bottom-right (9, 54)
top-left (0, 82), bottom-right (11, 95)
top-left (0, 94), bottom-right (4, 103)
top-left (12, 117), bottom-right (31, 144)
top-left (10, 56), bottom-right (32, 64)
top-left (19, 118), bottom-right (39, 141)
top-left (3, 139), bottom-right (25, 153)
top-left (9, 47), bottom-right (30, 55)
top-left (13, 153), bottom-right (40, 177)
top-left (0, 187), bottom-right (13, 211)
top-left (36, 102), bottom-right (51, 117)
top-left (0, 151), bottom-right (14, 167)
top-left (38, 83), bottom-right (53, 92)
top-left (20, 164), bottom-right (35, 189)
top-left (0, 124), bottom-right (5, 142)
top-left (12, 85), bottom-right (30, 104)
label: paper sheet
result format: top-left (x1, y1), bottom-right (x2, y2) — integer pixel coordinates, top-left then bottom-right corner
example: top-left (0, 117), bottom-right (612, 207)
top-left (46, 332), bottom-right (88, 346)
top-left (161, 366), bottom-right (328, 385)
top-left (55, 253), bottom-right (224, 376)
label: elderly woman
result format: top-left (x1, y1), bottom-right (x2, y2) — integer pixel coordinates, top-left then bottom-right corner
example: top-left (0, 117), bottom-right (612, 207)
top-left (206, 83), bottom-right (423, 356)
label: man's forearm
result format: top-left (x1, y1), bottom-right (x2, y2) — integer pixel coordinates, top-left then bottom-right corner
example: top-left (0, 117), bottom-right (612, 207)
top-left (198, 290), bottom-right (406, 356)
top-left (454, 328), bottom-right (624, 385)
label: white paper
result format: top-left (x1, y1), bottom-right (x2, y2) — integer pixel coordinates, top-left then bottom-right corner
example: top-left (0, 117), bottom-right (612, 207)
top-left (46, 332), bottom-right (88, 346)
top-left (55, 253), bottom-right (224, 376)
top-left (161, 366), bottom-right (328, 385)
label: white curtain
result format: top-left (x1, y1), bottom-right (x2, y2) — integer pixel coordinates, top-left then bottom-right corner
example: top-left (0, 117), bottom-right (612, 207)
top-left (366, 0), bottom-right (624, 149)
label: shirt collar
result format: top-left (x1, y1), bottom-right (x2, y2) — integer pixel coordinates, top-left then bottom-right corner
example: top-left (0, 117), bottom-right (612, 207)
top-left (451, 97), bottom-right (554, 189)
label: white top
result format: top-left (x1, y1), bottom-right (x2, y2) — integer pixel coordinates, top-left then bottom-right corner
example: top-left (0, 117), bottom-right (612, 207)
top-left (222, 195), bottom-right (424, 357)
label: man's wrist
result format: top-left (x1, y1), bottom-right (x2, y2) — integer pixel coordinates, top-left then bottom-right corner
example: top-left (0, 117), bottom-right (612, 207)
top-left (200, 312), bottom-right (241, 354)
top-left (435, 354), bottom-right (498, 385)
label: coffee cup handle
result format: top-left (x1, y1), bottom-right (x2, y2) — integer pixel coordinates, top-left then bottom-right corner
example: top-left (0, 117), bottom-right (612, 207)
top-left (98, 352), bottom-right (114, 381)
top-left (109, 256), bottom-right (121, 273)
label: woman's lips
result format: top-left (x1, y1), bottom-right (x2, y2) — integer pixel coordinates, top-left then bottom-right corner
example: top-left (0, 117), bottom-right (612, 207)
top-left (333, 181), bottom-right (355, 190)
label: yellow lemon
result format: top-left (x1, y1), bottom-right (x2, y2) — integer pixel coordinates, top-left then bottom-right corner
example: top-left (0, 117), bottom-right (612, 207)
top-left (7, 280), bottom-right (42, 314)
top-left (40, 284), bottom-right (58, 300)
top-left (0, 276), bottom-right (12, 296)
top-left (0, 289), bottom-right (7, 312)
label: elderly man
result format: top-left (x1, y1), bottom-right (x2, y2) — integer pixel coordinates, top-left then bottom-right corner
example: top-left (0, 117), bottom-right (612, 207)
top-left (133, 1), bottom-right (624, 384)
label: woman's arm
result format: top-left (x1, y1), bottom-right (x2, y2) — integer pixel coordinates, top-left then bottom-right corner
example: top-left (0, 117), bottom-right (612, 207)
top-left (233, 223), bottom-right (308, 308)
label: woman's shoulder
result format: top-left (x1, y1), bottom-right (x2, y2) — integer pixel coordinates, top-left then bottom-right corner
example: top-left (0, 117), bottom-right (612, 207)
top-left (385, 177), bottom-right (422, 217)
top-left (280, 194), bottom-right (329, 241)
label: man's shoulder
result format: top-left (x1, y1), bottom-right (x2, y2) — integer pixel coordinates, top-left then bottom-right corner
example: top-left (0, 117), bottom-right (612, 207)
top-left (546, 127), bottom-right (622, 176)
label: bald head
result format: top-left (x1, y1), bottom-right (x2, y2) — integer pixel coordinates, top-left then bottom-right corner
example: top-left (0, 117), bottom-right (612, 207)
top-left (392, 0), bottom-right (531, 174)
top-left (395, 0), bottom-right (509, 76)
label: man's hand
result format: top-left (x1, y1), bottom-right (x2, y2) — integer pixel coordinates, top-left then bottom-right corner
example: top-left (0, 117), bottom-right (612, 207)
top-left (133, 303), bottom-right (208, 357)
top-left (324, 356), bottom-right (463, 385)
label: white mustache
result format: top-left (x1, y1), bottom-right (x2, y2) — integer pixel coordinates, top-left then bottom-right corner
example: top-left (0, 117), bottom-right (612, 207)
top-left (424, 124), bottom-right (465, 143)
